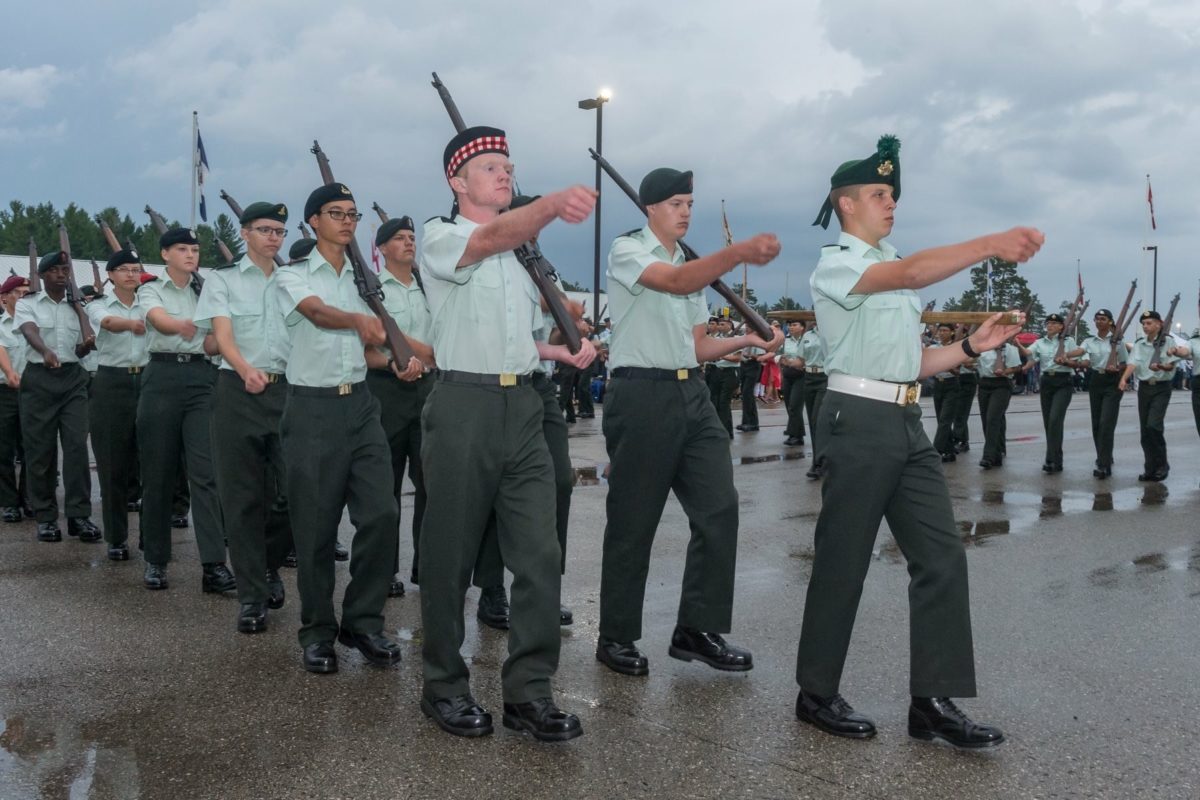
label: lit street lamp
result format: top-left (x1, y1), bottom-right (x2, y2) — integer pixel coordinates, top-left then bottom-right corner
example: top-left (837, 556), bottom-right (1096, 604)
top-left (579, 88), bottom-right (612, 326)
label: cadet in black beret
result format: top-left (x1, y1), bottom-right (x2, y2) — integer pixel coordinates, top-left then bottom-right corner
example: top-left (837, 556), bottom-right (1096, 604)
top-left (1065, 306), bottom-right (1127, 477)
top-left (288, 238), bottom-right (318, 262)
top-left (37, 251), bottom-right (67, 274)
top-left (374, 215), bottom-right (414, 248)
top-left (106, 249), bottom-right (141, 272)
top-left (239, 201), bottom-right (288, 226)
top-left (638, 168), bottom-right (693, 206)
top-left (1140, 309), bottom-right (1161, 322)
top-left (1022, 312), bottom-right (1083, 471)
top-left (159, 227), bottom-right (199, 249)
top-left (304, 183), bottom-right (355, 222)
top-left (1121, 308), bottom-right (1180, 480)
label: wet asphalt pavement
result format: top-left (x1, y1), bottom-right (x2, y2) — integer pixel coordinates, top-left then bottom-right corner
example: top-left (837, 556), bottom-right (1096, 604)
top-left (0, 389), bottom-right (1197, 799)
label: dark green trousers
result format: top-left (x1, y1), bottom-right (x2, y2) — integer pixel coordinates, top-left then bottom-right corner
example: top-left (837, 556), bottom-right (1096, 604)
top-left (1137, 380), bottom-right (1173, 475)
top-left (781, 368), bottom-right (807, 439)
top-left (212, 371), bottom-right (293, 606)
top-left (0, 385), bottom-right (28, 508)
top-left (600, 373), bottom-right (738, 643)
top-left (20, 363), bottom-right (91, 523)
top-left (1039, 373), bottom-right (1073, 465)
top-left (366, 369), bottom-right (432, 581)
top-left (975, 377), bottom-right (1011, 463)
top-left (575, 362), bottom-right (595, 416)
top-left (1192, 385), bottom-right (1200, 437)
top-left (708, 368), bottom-right (737, 436)
top-left (797, 390), bottom-right (976, 698)
top-left (952, 372), bottom-right (978, 447)
top-left (136, 359), bottom-right (223, 565)
top-left (739, 362), bottom-right (762, 427)
top-left (419, 379), bottom-right (559, 704)
top-left (802, 372), bottom-right (827, 461)
top-left (1087, 371), bottom-right (1123, 468)
top-left (89, 366), bottom-right (141, 545)
top-left (556, 365), bottom-right (578, 421)
top-left (931, 377), bottom-right (960, 455)
top-left (473, 372), bottom-right (573, 587)
top-left (281, 385), bottom-right (396, 647)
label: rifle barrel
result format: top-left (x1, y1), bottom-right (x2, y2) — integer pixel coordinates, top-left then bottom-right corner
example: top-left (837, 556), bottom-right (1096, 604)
top-left (769, 309), bottom-right (1024, 325)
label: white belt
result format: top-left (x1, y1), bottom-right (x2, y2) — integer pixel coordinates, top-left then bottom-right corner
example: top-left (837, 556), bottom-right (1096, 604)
top-left (827, 372), bottom-right (922, 407)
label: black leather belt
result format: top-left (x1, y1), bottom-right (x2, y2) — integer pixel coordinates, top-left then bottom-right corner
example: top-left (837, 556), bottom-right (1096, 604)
top-left (98, 365), bottom-right (144, 375)
top-left (437, 369), bottom-right (532, 387)
top-left (612, 367), bottom-right (700, 381)
top-left (287, 381), bottom-right (366, 397)
top-left (218, 369), bottom-right (284, 384)
top-left (149, 352), bottom-right (207, 363)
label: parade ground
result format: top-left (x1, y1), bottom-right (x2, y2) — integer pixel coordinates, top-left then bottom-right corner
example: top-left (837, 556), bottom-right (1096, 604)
top-left (0, 390), bottom-right (1196, 800)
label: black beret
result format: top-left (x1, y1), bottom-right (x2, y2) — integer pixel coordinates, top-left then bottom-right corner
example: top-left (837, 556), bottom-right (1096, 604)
top-left (639, 168), bottom-right (693, 206)
top-left (443, 125), bottom-right (508, 178)
top-left (1140, 310), bottom-right (1162, 322)
top-left (105, 249), bottom-right (141, 271)
top-left (813, 134), bottom-right (901, 229)
top-left (374, 216), bottom-right (415, 247)
top-left (240, 201), bottom-right (289, 225)
top-left (304, 183), bottom-right (355, 221)
top-left (80, 284), bottom-right (100, 299)
top-left (1045, 313), bottom-right (1064, 324)
top-left (37, 251), bottom-right (67, 273)
top-left (1094, 308), bottom-right (1113, 320)
top-left (509, 194), bottom-right (541, 211)
top-left (160, 227), bottom-right (199, 249)
top-left (288, 238), bottom-right (318, 261)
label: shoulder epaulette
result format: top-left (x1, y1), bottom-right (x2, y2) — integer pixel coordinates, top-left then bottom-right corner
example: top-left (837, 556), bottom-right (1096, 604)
top-left (284, 257), bottom-right (309, 267)
top-left (213, 262), bottom-right (237, 270)
top-left (822, 243), bottom-right (850, 251)
top-left (424, 215), bottom-right (455, 225)
top-left (618, 227), bottom-right (642, 238)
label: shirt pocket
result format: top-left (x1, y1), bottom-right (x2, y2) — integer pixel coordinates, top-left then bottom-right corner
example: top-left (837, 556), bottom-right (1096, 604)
top-left (229, 298), bottom-right (264, 320)
top-left (470, 261), bottom-right (503, 289)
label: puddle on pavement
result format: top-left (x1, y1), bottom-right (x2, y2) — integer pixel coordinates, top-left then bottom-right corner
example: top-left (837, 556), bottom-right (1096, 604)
top-left (1088, 544), bottom-right (1200, 588)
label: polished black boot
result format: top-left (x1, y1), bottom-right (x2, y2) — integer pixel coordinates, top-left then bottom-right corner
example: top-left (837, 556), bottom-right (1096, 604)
top-left (595, 637), bottom-right (649, 676)
top-left (421, 694), bottom-right (493, 738)
top-left (201, 563), bottom-right (237, 594)
top-left (107, 543), bottom-right (130, 561)
top-left (795, 690), bottom-right (877, 739)
top-left (143, 562), bottom-right (168, 590)
top-left (302, 642), bottom-right (337, 674)
top-left (476, 585), bottom-right (510, 630)
top-left (388, 575), bottom-right (405, 598)
top-left (170, 514), bottom-right (189, 529)
top-left (1, 507), bottom-right (21, 523)
top-left (333, 542), bottom-right (349, 561)
top-left (559, 605), bottom-right (574, 626)
top-left (237, 602), bottom-right (268, 634)
top-left (36, 521), bottom-right (62, 542)
top-left (667, 625), bottom-right (753, 671)
top-left (908, 696), bottom-right (1005, 748)
top-left (266, 569), bottom-right (285, 609)
top-left (337, 628), bottom-right (401, 666)
top-left (67, 517), bottom-right (102, 542)
top-left (502, 697), bottom-right (583, 742)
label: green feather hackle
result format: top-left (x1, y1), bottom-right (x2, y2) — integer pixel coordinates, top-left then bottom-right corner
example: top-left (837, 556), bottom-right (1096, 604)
top-left (876, 134), bottom-right (900, 160)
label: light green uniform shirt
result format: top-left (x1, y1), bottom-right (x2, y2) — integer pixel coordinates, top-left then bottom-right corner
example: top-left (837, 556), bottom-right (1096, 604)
top-left (798, 328), bottom-right (827, 371)
top-left (276, 251), bottom-right (372, 388)
top-left (606, 226), bottom-right (708, 370)
top-left (86, 292), bottom-right (148, 368)
top-left (977, 343), bottom-right (1021, 376)
top-left (1126, 337), bottom-right (1179, 382)
top-left (1026, 335), bottom-right (1077, 375)
top-left (0, 312), bottom-right (25, 382)
top-left (139, 275), bottom-right (206, 355)
top-left (420, 216), bottom-right (542, 375)
top-left (379, 269), bottom-right (433, 346)
top-left (535, 310), bottom-right (555, 376)
top-left (714, 333), bottom-right (740, 369)
top-left (1185, 336), bottom-right (1200, 364)
top-left (777, 334), bottom-right (804, 367)
top-left (927, 342), bottom-right (959, 379)
top-left (811, 233), bottom-right (921, 382)
top-left (194, 255), bottom-right (290, 374)
top-left (1080, 332), bottom-right (1126, 372)
top-left (13, 293), bottom-right (84, 365)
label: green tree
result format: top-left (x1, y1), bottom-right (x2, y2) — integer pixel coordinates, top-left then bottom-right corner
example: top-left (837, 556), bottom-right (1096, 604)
top-left (727, 283), bottom-right (768, 321)
top-left (943, 258), bottom-right (1046, 328)
top-left (771, 296), bottom-right (805, 311)
top-left (560, 278), bottom-right (588, 292)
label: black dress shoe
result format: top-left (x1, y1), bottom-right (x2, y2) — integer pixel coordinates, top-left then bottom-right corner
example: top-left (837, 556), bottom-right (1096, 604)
top-left (502, 697), bottom-right (583, 742)
top-left (170, 514), bottom-right (189, 529)
top-left (107, 543), bottom-right (130, 561)
top-left (806, 465), bottom-right (823, 479)
top-left (410, 567), bottom-right (419, 585)
top-left (908, 696), bottom-right (1005, 749)
top-left (1138, 470), bottom-right (1168, 482)
top-left (201, 563), bottom-right (237, 594)
top-left (336, 628), bottom-right (402, 666)
top-left (388, 576), bottom-right (406, 598)
top-left (36, 522), bottom-right (61, 542)
top-left (22, 505), bottom-right (34, 519)
top-left (784, 436), bottom-right (804, 447)
top-left (579, 413), bottom-right (595, 419)
top-left (1042, 462), bottom-right (1063, 473)
top-left (940, 452), bottom-right (956, 463)
top-left (144, 563), bottom-right (168, 590)
top-left (477, 585), bottom-right (510, 630)
top-left (237, 602), bottom-right (268, 634)
top-left (740, 425), bottom-right (759, 432)
top-left (1093, 465), bottom-right (1113, 478)
top-left (955, 442), bottom-right (970, 453)
top-left (795, 690), bottom-right (877, 739)
top-left (302, 641), bottom-right (338, 674)
top-left (2, 507), bottom-right (21, 523)
top-left (595, 637), bottom-right (649, 676)
top-left (668, 625), bottom-right (753, 671)
top-left (421, 694), bottom-right (493, 738)
top-left (735, 424), bottom-right (746, 431)
top-left (67, 517), bottom-right (102, 542)
top-left (283, 550), bottom-right (298, 568)
top-left (126, 499), bottom-right (141, 512)
top-left (334, 542), bottom-right (349, 562)
top-left (266, 569), bottom-right (285, 609)
top-left (560, 605), bottom-right (574, 626)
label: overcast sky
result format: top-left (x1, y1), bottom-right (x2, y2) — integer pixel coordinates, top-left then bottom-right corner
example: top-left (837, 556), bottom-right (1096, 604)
top-left (3, 0), bottom-right (1198, 331)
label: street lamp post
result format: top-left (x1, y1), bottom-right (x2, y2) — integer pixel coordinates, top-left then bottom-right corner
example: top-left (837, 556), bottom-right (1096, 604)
top-left (1144, 245), bottom-right (1158, 310)
top-left (579, 88), bottom-right (611, 327)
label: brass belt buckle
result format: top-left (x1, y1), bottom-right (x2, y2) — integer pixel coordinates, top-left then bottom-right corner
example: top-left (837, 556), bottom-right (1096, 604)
top-left (904, 384), bottom-right (919, 406)
top-left (499, 373), bottom-right (517, 387)
top-left (676, 369), bottom-right (689, 381)
top-left (337, 383), bottom-right (352, 396)
top-left (266, 373), bottom-right (280, 384)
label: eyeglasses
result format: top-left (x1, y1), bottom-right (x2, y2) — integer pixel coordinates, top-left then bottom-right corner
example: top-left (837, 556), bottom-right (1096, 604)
top-left (251, 226), bottom-right (288, 238)
top-left (323, 210), bottom-right (362, 222)
top-left (112, 267), bottom-right (144, 275)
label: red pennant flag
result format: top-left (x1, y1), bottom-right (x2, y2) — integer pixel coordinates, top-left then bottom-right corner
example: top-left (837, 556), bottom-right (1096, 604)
top-left (1147, 176), bottom-right (1157, 230)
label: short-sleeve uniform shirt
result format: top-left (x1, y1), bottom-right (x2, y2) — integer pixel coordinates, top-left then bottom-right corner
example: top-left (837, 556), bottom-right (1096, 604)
top-left (14, 293), bottom-right (84, 365)
top-left (976, 343), bottom-right (1021, 375)
top-left (1126, 336), bottom-right (1179, 382)
top-left (139, 274), bottom-right (206, 355)
top-left (1026, 335), bottom-right (1077, 375)
top-left (1080, 333), bottom-right (1126, 371)
top-left (194, 255), bottom-right (289, 374)
top-left (0, 311), bottom-right (26, 380)
top-left (87, 292), bottom-right (148, 368)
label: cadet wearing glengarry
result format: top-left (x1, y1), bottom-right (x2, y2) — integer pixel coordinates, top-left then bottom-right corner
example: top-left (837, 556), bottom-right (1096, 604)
top-left (194, 202), bottom-right (295, 634)
top-left (1021, 314), bottom-right (1082, 473)
top-left (0, 275), bottom-right (31, 523)
top-left (86, 249), bottom-right (149, 560)
top-left (1072, 309), bottom-right (1127, 478)
top-left (975, 340), bottom-right (1022, 469)
top-left (14, 251), bottom-right (100, 544)
top-left (797, 133), bottom-right (1043, 748)
top-left (597, 166), bottom-right (781, 680)
top-left (277, 183), bottom-right (416, 675)
top-left (138, 227), bottom-right (232, 593)
top-left (778, 319), bottom-right (807, 448)
top-left (1120, 310), bottom-right (1179, 482)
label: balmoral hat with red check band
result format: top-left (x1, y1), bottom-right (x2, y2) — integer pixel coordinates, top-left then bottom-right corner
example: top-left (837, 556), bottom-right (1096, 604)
top-left (443, 126), bottom-right (509, 179)
top-left (813, 134), bottom-right (901, 229)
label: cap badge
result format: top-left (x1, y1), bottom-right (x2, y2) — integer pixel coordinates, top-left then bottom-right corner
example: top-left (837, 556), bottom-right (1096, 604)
top-left (877, 160), bottom-right (894, 177)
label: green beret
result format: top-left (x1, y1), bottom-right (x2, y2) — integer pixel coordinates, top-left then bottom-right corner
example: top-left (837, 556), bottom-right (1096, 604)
top-left (160, 227), bottom-right (199, 249)
top-left (240, 201), bottom-right (289, 226)
top-left (509, 194), bottom-right (541, 211)
top-left (443, 125), bottom-right (508, 178)
top-left (813, 134), bottom-right (901, 229)
top-left (1045, 313), bottom-right (1064, 324)
top-left (374, 216), bottom-right (415, 247)
top-left (288, 238), bottom-right (318, 261)
top-left (304, 183), bottom-right (355, 221)
top-left (105, 249), bottom-right (141, 270)
top-left (37, 251), bottom-right (66, 273)
top-left (639, 168), bottom-right (693, 206)
top-left (1140, 309), bottom-right (1162, 322)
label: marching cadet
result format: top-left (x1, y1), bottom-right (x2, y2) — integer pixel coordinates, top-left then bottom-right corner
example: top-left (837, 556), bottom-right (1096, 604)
top-left (418, 126), bottom-right (596, 742)
top-left (596, 166), bottom-right (781, 681)
top-left (927, 323), bottom-right (962, 461)
top-left (778, 319), bottom-right (807, 447)
top-left (1171, 329), bottom-right (1200, 437)
top-left (14, 251), bottom-right (100, 543)
top-left (798, 319), bottom-right (827, 478)
top-left (798, 133), bottom-right (1042, 747)
top-left (0, 275), bottom-right (31, 523)
top-left (1120, 310), bottom-right (1179, 482)
top-left (1021, 314), bottom-right (1082, 472)
top-left (137, 227), bottom-right (232, 592)
top-left (975, 337), bottom-right (1022, 468)
top-left (86, 250), bottom-right (148, 560)
top-left (1072, 309), bottom-right (1127, 478)
top-left (363, 214), bottom-right (433, 597)
top-left (708, 317), bottom-right (740, 437)
top-left (194, 202), bottom-right (294, 634)
top-left (277, 183), bottom-right (424, 674)
top-left (952, 327), bottom-right (979, 452)
top-left (736, 337), bottom-right (764, 432)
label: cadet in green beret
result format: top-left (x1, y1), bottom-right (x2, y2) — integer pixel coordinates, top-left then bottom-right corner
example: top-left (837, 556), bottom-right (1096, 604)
top-left (1069, 308), bottom-right (1127, 477)
top-left (777, 319), bottom-right (807, 447)
top-left (1120, 310), bottom-right (1179, 481)
top-left (13, 251), bottom-right (100, 543)
top-left (597, 165), bottom-right (782, 681)
top-left (194, 202), bottom-right (294, 633)
top-left (0, 276), bottom-right (31, 523)
top-left (1020, 313), bottom-right (1083, 472)
top-left (86, 249), bottom-right (149, 559)
top-left (926, 323), bottom-right (962, 461)
top-left (797, 134), bottom-right (1043, 748)
top-left (798, 320), bottom-right (827, 477)
top-left (137, 227), bottom-right (233, 592)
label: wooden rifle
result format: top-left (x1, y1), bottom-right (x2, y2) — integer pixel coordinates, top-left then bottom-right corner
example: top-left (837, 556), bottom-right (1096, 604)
top-left (1150, 292), bottom-right (1180, 368)
top-left (57, 223), bottom-right (96, 343)
top-left (28, 237), bottom-right (41, 294)
top-left (219, 191), bottom-right (284, 267)
top-left (297, 222), bottom-right (313, 240)
top-left (309, 140), bottom-right (417, 365)
top-left (431, 72), bottom-right (582, 354)
top-left (145, 205), bottom-right (206, 294)
top-left (769, 309), bottom-right (1024, 326)
top-left (1105, 280), bottom-right (1138, 371)
top-left (1055, 287), bottom-right (1087, 362)
top-left (588, 147), bottom-right (772, 341)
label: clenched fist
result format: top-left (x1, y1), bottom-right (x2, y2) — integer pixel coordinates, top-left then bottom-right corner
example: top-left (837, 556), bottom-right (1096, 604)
top-left (737, 234), bottom-right (782, 266)
top-left (990, 227), bottom-right (1044, 264)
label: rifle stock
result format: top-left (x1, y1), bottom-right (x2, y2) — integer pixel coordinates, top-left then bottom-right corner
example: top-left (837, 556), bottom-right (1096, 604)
top-left (1055, 288), bottom-right (1086, 361)
top-left (1150, 293), bottom-right (1181, 367)
top-left (298, 222), bottom-right (312, 240)
top-left (588, 147), bottom-right (772, 341)
top-left (372, 202), bottom-right (388, 223)
top-left (220, 190), bottom-right (284, 267)
top-left (1105, 280), bottom-right (1138, 370)
top-left (28, 238), bottom-right (41, 294)
top-left (99, 219), bottom-right (123, 254)
top-left (57, 223), bottom-right (96, 343)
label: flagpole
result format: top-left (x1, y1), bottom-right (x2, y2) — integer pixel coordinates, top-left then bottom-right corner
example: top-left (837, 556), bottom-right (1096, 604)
top-left (191, 111), bottom-right (198, 229)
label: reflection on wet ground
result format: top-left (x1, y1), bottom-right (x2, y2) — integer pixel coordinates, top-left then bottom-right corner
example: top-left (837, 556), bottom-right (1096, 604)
top-left (1088, 544), bottom-right (1200, 588)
